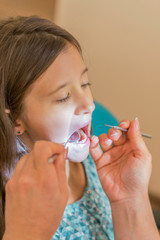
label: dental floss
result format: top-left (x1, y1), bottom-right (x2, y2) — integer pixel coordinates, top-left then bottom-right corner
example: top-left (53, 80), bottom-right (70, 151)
top-left (104, 124), bottom-right (152, 139)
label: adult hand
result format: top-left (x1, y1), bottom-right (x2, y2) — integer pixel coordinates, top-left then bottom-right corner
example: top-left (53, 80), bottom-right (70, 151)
top-left (90, 118), bottom-right (152, 203)
top-left (3, 141), bottom-right (68, 240)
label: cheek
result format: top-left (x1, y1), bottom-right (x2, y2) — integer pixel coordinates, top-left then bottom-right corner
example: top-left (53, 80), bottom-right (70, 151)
top-left (46, 115), bottom-right (70, 143)
top-left (25, 104), bottom-right (74, 143)
top-left (47, 106), bottom-right (75, 142)
top-left (87, 88), bottom-right (93, 101)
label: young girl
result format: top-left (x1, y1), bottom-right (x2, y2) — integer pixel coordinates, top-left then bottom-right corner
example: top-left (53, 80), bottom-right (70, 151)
top-left (0, 16), bottom-right (159, 240)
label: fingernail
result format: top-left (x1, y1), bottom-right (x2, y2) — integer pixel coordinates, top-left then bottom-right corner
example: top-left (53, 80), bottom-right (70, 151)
top-left (91, 135), bottom-right (99, 148)
top-left (103, 138), bottom-right (112, 146)
top-left (119, 121), bottom-right (126, 127)
top-left (48, 154), bottom-right (58, 164)
top-left (110, 131), bottom-right (119, 140)
top-left (135, 117), bottom-right (140, 130)
top-left (64, 147), bottom-right (68, 159)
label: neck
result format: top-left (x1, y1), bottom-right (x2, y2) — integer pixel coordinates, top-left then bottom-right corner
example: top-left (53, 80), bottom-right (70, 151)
top-left (66, 160), bottom-right (86, 205)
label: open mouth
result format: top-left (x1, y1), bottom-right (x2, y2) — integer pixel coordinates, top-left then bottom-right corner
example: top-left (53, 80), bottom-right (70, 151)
top-left (68, 124), bottom-right (90, 144)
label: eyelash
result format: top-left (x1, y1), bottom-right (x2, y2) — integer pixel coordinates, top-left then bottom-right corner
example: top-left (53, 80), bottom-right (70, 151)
top-left (56, 82), bottom-right (91, 103)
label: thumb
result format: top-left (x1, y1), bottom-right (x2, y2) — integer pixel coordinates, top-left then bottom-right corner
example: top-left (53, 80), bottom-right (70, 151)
top-left (127, 117), bottom-right (146, 150)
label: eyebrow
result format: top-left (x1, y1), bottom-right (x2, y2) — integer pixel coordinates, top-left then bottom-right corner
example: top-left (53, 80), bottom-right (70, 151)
top-left (48, 67), bottom-right (88, 96)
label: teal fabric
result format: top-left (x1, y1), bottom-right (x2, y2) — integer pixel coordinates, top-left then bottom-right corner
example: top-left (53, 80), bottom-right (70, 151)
top-left (92, 101), bottom-right (119, 137)
top-left (52, 155), bottom-right (114, 240)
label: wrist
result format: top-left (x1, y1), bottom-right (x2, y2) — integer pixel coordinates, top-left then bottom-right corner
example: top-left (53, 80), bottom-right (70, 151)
top-left (110, 193), bottom-right (159, 240)
top-left (110, 191), bottom-right (150, 210)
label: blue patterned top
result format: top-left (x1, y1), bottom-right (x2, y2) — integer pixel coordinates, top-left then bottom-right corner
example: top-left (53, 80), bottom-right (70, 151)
top-left (52, 155), bottom-right (114, 240)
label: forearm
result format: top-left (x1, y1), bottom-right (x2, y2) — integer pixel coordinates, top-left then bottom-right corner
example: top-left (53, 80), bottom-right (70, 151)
top-left (2, 232), bottom-right (49, 240)
top-left (110, 193), bottom-right (160, 240)
top-left (2, 236), bottom-right (50, 240)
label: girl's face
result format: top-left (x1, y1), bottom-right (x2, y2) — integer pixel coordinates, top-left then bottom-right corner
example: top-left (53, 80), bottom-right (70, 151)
top-left (20, 45), bottom-right (95, 162)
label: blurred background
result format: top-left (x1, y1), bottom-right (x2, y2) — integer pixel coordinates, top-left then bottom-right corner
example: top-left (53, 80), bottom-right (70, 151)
top-left (0, 0), bottom-right (160, 207)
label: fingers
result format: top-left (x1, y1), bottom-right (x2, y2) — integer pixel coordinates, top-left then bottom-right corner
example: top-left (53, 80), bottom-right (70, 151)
top-left (54, 148), bottom-right (68, 193)
top-left (31, 141), bottom-right (65, 170)
top-left (107, 119), bottom-right (131, 146)
top-left (89, 136), bottom-right (103, 161)
top-left (98, 134), bottom-right (113, 152)
top-left (105, 118), bottom-right (147, 153)
top-left (26, 141), bottom-right (67, 188)
top-left (127, 118), bottom-right (141, 140)
top-left (90, 135), bottom-right (119, 170)
top-left (98, 120), bottom-right (130, 151)
top-left (107, 128), bottom-right (125, 146)
top-left (11, 154), bottom-right (28, 179)
top-left (90, 120), bottom-right (131, 160)
top-left (126, 118), bottom-right (147, 151)
top-left (12, 141), bottom-right (66, 182)
top-left (119, 119), bottom-right (130, 129)
top-left (16, 142), bottom-right (68, 198)
top-left (90, 118), bottom-right (151, 177)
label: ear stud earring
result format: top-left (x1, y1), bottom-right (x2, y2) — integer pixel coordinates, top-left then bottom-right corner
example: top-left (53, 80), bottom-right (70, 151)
top-left (17, 131), bottom-right (21, 135)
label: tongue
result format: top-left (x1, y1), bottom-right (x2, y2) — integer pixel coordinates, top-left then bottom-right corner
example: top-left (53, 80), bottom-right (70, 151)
top-left (69, 130), bottom-right (80, 142)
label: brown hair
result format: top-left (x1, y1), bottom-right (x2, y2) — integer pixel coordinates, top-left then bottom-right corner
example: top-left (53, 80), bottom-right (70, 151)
top-left (0, 15), bottom-right (81, 238)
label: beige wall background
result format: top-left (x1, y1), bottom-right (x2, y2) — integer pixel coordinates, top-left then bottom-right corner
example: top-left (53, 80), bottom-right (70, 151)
top-left (54, 0), bottom-right (160, 197)
top-left (0, 0), bottom-right (160, 197)
top-left (0, 0), bottom-right (56, 20)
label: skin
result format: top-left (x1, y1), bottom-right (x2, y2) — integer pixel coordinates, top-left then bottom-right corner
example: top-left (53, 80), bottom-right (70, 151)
top-left (4, 44), bottom-right (95, 240)
top-left (4, 142), bottom-right (68, 240)
top-left (3, 44), bottom-right (159, 239)
top-left (90, 119), bottom-right (160, 239)
top-left (17, 44), bottom-right (94, 162)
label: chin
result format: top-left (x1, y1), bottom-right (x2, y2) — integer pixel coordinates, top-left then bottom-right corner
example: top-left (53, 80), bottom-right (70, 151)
top-left (67, 143), bottom-right (90, 163)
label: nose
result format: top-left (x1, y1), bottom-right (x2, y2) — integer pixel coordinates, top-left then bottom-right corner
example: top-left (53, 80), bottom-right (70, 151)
top-left (74, 93), bottom-right (95, 115)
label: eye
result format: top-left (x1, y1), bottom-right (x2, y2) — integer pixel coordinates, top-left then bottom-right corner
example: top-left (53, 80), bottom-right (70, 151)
top-left (56, 93), bottom-right (70, 103)
top-left (81, 82), bottom-right (91, 88)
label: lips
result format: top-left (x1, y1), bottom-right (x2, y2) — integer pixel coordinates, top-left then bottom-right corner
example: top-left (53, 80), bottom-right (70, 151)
top-left (81, 125), bottom-right (90, 138)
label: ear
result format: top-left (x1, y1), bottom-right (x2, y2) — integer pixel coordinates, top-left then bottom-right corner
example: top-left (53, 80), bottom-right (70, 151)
top-left (14, 118), bottom-right (26, 136)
